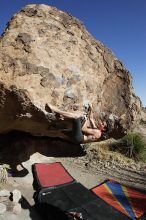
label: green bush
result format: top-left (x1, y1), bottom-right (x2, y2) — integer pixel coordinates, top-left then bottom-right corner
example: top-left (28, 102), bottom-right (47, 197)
top-left (121, 132), bottom-right (146, 161)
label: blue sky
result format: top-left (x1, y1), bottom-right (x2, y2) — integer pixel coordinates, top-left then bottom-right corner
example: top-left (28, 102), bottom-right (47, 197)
top-left (0, 0), bottom-right (146, 106)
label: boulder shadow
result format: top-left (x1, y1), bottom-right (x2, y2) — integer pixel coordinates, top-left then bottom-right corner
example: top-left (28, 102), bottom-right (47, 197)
top-left (0, 130), bottom-right (86, 177)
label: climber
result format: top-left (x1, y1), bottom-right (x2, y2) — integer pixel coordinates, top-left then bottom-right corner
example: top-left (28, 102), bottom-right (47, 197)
top-left (46, 104), bottom-right (107, 144)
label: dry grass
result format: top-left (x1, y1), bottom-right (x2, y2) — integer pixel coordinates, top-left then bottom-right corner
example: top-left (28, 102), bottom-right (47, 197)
top-left (85, 138), bottom-right (143, 168)
top-left (0, 164), bottom-right (9, 188)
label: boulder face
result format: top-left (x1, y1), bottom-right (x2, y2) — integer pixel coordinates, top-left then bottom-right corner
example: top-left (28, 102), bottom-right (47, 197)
top-left (0, 4), bottom-right (142, 138)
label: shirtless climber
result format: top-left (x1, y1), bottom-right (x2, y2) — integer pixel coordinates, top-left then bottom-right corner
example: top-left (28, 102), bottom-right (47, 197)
top-left (46, 104), bottom-right (107, 144)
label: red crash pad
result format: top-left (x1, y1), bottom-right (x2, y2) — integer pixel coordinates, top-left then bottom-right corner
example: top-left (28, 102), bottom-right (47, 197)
top-left (33, 162), bottom-right (75, 189)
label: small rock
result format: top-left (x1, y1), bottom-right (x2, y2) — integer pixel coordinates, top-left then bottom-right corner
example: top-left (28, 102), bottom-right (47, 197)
top-left (0, 189), bottom-right (10, 197)
top-left (12, 203), bottom-right (21, 215)
top-left (0, 203), bottom-right (6, 215)
top-left (12, 189), bottom-right (21, 203)
top-left (0, 197), bottom-right (8, 203)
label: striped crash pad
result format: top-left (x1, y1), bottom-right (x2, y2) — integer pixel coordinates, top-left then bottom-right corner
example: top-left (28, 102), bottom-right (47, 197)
top-left (91, 180), bottom-right (146, 220)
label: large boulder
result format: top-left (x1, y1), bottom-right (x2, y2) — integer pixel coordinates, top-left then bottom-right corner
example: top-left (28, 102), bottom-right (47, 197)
top-left (0, 4), bottom-right (142, 139)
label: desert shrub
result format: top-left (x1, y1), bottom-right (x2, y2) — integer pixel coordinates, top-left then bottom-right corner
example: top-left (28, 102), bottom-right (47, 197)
top-left (121, 132), bottom-right (146, 161)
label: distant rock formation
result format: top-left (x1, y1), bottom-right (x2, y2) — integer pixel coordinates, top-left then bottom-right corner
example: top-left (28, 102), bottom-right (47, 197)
top-left (0, 4), bottom-right (142, 139)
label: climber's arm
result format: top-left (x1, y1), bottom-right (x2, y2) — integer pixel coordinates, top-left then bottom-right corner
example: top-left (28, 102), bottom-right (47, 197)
top-left (86, 105), bottom-right (97, 129)
top-left (89, 118), bottom-right (97, 129)
top-left (81, 120), bottom-right (95, 135)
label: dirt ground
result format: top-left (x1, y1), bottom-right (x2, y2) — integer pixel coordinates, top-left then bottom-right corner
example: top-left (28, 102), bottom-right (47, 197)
top-left (0, 132), bottom-right (146, 219)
